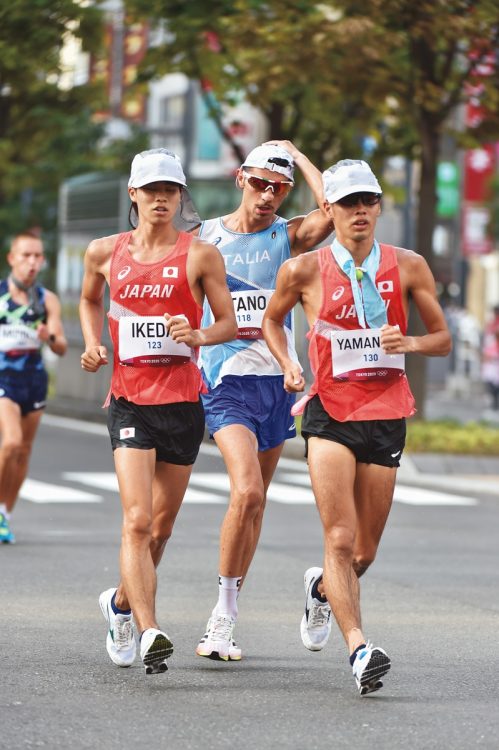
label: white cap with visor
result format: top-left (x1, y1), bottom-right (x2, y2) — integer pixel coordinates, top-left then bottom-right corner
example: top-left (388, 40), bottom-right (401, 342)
top-left (323, 159), bottom-right (382, 203)
top-left (128, 148), bottom-right (200, 231)
top-left (242, 145), bottom-right (295, 182)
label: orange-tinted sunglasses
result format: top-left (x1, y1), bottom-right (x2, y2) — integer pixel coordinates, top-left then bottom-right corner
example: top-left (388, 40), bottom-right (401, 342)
top-left (242, 171), bottom-right (294, 197)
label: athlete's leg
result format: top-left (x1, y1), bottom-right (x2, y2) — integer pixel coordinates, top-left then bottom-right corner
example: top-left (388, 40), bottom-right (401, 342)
top-left (214, 423), bottom-right (273, 580)
top-left (0, 399), bottom-right (43, 512)
top-left (307, 436), bottom-right (366, 655)
top-left (114, 461), bottom-right (192, 612)
top-left (233, 441), bottom-right (283, 578)
top-left (113, 446), bottom-right (159, 634)
top-left (352, 462), bottom-right (397, 578)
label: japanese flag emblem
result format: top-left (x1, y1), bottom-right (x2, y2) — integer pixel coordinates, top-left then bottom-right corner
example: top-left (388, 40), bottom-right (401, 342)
top-left (120, 427), bottom-right (136, 439)
top-left (163, 267), bottom-right (179, 278)
top-left (377, 280), bottom-right (393, 294)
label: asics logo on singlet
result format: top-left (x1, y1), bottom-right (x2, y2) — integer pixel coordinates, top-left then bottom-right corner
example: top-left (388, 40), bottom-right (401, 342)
top-left (332, 286), bottom-right (345, 301)
top-left (117, 266), bottom-right (131, 280)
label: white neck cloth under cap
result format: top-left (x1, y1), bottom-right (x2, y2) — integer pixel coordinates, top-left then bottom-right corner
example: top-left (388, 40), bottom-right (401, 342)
top-left (129, 148), bottom-right (201, 231)
top-left (242, 145), bottom-right (294, 181)
top-left (323, 159), bottom-right (382, 203)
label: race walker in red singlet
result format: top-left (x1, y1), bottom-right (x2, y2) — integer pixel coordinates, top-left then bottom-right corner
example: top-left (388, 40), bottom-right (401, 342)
top-left (307, 243), bottom-right (416, 423)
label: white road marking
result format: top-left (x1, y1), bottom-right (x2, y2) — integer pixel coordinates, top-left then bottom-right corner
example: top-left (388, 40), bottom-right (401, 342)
top-left (20, 479), bottom-right (102, 504)
top-left (393, 485), bottom-right (477, 506)
top-left (58, 470), bottom-right (477, 507)
top-left (285, 471), bottom-right (478, 505)
top-left (63, 472), bottom-right (222, 504)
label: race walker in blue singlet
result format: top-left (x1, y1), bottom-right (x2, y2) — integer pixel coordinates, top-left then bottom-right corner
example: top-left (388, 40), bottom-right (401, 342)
top-left (0, 232), bottom-right (66, 544)
top-left (194, 141), bottom-right (332, 662)
top-left (199, 215), bottom-right (299, 450)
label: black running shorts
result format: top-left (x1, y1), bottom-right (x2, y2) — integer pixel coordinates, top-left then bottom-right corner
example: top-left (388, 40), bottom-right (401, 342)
top-left (301, 395), bottom-right (406, 468)
top-left (107, 395), bottom-right (205, 465)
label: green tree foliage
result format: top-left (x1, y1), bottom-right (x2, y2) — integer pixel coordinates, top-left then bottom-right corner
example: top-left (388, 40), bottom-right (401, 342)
top-left (125, 0), bottom-right (499, 415)
top-left (0, 0), bottom-right (106, 250)
top-left (125, 0), bottom-right (499, 250)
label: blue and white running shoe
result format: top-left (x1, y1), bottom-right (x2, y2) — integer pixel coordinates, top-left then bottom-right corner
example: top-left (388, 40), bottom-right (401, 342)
top-left (352, 642), bottom-right (391, 696)
top-left (0, 512), bottom-right (15, 544)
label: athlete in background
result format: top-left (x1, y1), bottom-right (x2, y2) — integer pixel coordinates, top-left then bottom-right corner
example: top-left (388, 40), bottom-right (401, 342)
top-left (0, 232), bottom-right (66, 544)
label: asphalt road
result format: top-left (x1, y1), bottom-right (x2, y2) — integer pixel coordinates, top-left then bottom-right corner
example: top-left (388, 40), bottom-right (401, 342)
top-left (1, 415), bottom-right (498, 750)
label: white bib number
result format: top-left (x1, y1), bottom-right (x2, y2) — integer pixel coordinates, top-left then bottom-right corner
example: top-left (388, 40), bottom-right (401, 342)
top-left (119, 316), bottom-right (191, 366)
top-left (0, 323), bottom-right (41, 352)
top-left (232, 290), bottom-right (273, 339)
top-left (331, 328), bottom-right (404, 381)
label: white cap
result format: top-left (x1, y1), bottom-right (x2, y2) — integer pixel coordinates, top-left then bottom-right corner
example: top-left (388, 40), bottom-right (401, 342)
top-left (322, 159), bottom-right (382, 203)
top-left (242, 145), bottom-right (295, 181)
top-left (128, 148), bottom-right (187, 188)
top-left (128, 148), bottom-right (201, 231)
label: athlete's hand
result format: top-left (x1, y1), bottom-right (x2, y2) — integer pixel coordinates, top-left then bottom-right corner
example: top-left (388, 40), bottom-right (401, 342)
top-left (282, 363), bottom-right (306, 393)
top-left (36, 323), bottom-right (50, 343)
top-left (380, 324), bottom-right (415, 354)
top-left (164, 313), bottom-right (203, 347)
top-left (81, 345), bottom-right (109, 372)
top-left (262, 139), bottom-right (300, 161)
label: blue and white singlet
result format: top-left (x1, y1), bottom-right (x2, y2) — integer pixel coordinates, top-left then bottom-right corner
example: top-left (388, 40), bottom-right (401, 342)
top-left (199, 216), bottom-right (299, 388)
top-left (0, 279), bottom-right (46, 373)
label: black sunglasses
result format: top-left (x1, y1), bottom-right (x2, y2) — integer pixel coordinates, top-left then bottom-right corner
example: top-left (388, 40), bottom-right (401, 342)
top-left (336, 192), bottom-right (381, 207)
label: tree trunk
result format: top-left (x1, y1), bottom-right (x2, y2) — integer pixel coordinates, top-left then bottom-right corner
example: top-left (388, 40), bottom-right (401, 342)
top-left (268, 102), bottom-right (285, 140)
top-left (406, 116), bottom-right (440, 419)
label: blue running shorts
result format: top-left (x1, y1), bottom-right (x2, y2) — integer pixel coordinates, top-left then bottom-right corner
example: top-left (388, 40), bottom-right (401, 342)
top-left (201, 374), bottom-right (296, 451)
top-left (0, 369), bottom-right (48, 416)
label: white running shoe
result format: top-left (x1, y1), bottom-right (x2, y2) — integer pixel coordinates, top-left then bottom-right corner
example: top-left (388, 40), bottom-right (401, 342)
top-left (140, 628), bottom-right (174, 675)
top-left (99, 588), bottom-right (136, 668)
top-left (300, 567), bottom-right (332, 651)
top-left (352, 642), bottom-right (391, 696)
top-left (195, 614), bottom-right (238, 661)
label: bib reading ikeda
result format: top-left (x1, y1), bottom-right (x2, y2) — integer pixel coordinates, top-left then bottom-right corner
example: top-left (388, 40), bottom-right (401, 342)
top-left (118, 315), bottom-right (191, 366)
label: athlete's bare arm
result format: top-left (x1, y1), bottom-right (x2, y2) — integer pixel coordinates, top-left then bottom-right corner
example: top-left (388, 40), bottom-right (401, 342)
top-left (262, 253), bottom-right (320, 393)
top-left (38, 291), bottom-right (67, 356)
top-left (379, 249), bottom-right (452, 357)
top-left (265, 140), bottom-right (332, 256)
top-left (79, 236), bottom-right (114, 372)
top-left (169, 237), bottom-right (237, 348)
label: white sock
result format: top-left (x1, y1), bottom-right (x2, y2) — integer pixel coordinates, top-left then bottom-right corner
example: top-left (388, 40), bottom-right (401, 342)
top-left (215, 575), bottom-right (241, 619)
top-left (0, 503), bottom-right (9, 519)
